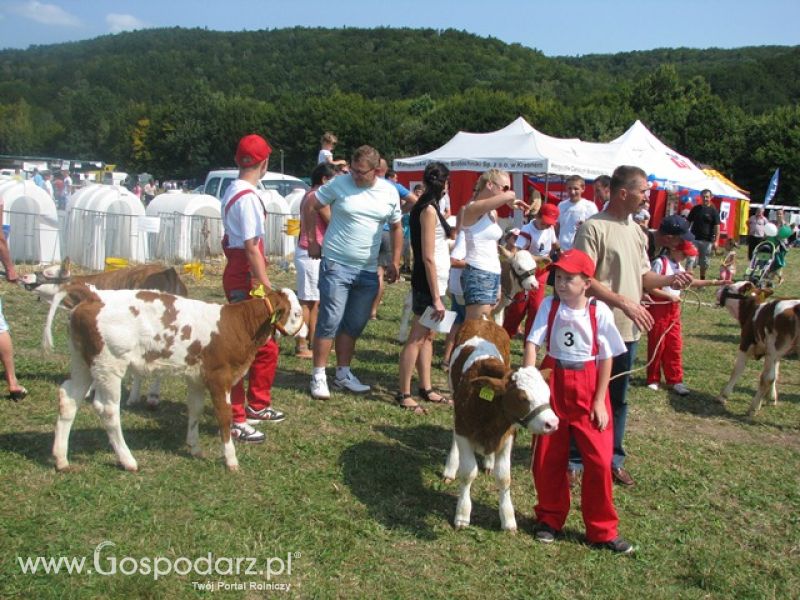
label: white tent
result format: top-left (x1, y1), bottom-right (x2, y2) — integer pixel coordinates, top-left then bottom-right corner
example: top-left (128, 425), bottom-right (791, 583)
top-left (605, 121), bottom-right (747, 200)
top-left (394, 116), bottom-right (609, 179)
top-left (0, 179), bottom-right (61, 264)
top-left (66, 184), bottom-right (149, 270)
top-left (395, 116), bottom-right (747, 200)
top-left (145, 191), bottom-right (223, 262)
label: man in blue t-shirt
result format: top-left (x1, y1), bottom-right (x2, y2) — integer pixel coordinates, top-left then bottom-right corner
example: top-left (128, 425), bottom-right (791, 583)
top-left (308, 146), bottom-right (403, 400)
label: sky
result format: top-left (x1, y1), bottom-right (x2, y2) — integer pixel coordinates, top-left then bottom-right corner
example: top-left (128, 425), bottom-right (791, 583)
top-left (0, 0), bottom-right (798, 56)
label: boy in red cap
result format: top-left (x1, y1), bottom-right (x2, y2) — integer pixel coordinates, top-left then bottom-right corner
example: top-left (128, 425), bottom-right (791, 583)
top-left (523, 248), bottom-right (633, 553)
top-left (502, 202), bottom-right (560, 338)
top-left (221, 133), bottom-right (286, 443)
top-left (645, 239), bottom-right (724, 395)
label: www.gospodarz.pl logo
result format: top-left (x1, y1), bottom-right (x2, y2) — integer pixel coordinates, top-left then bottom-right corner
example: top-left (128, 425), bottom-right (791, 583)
top-left (17, 541), bottom-right (298, 582)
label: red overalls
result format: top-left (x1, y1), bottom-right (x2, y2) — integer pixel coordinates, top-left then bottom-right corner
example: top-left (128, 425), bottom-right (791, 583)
top-left (531, 299), bottom-right (619, 543)
top-left (222, 189), bottom-right (278, 424)
top-left (646, 256), bottom-right (683, 386)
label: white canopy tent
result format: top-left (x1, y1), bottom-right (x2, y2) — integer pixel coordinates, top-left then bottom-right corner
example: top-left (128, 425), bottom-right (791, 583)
top-left (66, 184), bottom-right (149, 270)
top-left (145, 191), bottom-right (223, 262)
top-left (394, 117), bottom-right (608, 179)
top-left (0, 180), bottom-right (61, 264)
top-left (395, 117), bottom-right (747, 200)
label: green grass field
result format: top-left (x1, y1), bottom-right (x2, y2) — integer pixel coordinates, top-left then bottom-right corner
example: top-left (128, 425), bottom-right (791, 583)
top-left (1, 247), bottom-right (798, 599)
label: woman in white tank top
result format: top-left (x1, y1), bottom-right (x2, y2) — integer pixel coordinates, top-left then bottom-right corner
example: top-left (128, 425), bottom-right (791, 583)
top-left (460, 169), bottom-right (529, 320)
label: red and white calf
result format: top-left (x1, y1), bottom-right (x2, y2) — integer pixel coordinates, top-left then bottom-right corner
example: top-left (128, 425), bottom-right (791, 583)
top-left (36, 262), bottom-right (189, 408)
top-left (442, 318), bottom-right (558, 531)
top-left (717, 281), bottom-right (800, 415)
top-left (491, 249), bottom-right (549, 325)
top-left (52, 285), bottom-right (305, 472)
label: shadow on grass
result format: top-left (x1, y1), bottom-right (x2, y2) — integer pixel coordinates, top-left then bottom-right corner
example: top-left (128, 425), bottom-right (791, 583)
top-left (340, 424), bottom-right (508, 540)
top-left (668, 388), bottom-right (800, 431)
top-left (0, 399), bottom-right (220, 469)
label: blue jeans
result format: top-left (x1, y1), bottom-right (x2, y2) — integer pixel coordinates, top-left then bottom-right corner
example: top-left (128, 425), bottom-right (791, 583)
top-left (569, 340), bottom-right (638, 471)
top-left (316, 257), bottom-right (378, 339)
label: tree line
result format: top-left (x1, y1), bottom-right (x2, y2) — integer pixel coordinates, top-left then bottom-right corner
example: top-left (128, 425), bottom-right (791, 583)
top-left (0, 27), bottom-right (797, 203)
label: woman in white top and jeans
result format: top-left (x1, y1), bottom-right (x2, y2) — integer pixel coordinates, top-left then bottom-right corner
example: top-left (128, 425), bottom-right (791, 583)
top-left (460, 169), bottom-right (528, 320)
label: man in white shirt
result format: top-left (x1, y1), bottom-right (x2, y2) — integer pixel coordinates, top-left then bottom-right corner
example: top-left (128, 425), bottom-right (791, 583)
top-left (308, 145), bottom-right (403, 399)
top-left (556, 175), bottom-right (598, 250)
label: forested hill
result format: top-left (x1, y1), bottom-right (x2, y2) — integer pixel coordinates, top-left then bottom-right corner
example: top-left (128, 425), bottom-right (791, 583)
top-left (1, 27), bottom-right (796, 110)
top-left (0, 27), bottom-right (798, 202)
top-left (559, 46), bottom-right (800, 114)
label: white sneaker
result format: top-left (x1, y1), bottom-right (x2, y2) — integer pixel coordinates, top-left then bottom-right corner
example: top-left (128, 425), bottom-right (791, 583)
top-left (310, 375), bottom-right (330, 400)
top-left (230, 422), bottom-right (265, 443)
top-left (647, 383), bottom-right (660, 391)
top-left (672, 382), bottom-right (690, 396)
top-left (333, 371), bottom-right (371, 393)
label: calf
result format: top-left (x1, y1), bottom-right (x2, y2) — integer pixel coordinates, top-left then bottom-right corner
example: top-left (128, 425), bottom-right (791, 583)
top-left (52, 285), bottom-right (305, 472)
top-left (442, 318), bottom-right (558, 531)
top-left (37, 260), bottom-right (189, 407)
top-left (492, 249), bottom-right (549, 326)
top-left (716, 281), bottom-right (800, 415)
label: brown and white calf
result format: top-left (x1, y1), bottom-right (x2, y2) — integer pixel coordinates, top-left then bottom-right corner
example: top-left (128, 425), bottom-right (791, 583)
top-left (442, 318), bottom-right (558, 531)
top-left (52, 285), bottom-right (305, 472)
top-left (491, 249), bottom-right (549, 325)
top-left (37, 261), bottom-right (189, 407)
top-left (716, 280), bottom-right (800, 415)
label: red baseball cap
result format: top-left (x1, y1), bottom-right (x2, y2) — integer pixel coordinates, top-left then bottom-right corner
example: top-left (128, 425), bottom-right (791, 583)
top-left (538, 203), bottom-right (559, 226)
top-left (235, 134), bottom-right (272, 168)
top-left (676, 239), bottom-right (698, 257)
top-left (550, 248), bottom-right (595, 278)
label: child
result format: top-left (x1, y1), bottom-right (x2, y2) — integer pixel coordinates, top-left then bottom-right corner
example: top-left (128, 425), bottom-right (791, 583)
top-left (502, 202), bottom-right (559, 339)
top-left (645, 240), bottom-right (724, 395)
top-left (523, 249), bottom-right (633, 554)
top-left (719, 250), bottom-right (737, 282)
top-left (317, 132), bottom-right (347, 167)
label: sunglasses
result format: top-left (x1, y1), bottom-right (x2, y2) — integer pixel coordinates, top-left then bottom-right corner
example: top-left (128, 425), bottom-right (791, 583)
top-left (492, 181), bottom-right (510, 192)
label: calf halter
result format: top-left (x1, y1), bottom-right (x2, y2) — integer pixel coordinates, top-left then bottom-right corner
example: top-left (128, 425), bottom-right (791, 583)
top-left (718, 286), bottom-right (749, 307)
top-left (263, 296), bottom-right (288, 336)
top-left (517, 403), bottom-right (552, 429)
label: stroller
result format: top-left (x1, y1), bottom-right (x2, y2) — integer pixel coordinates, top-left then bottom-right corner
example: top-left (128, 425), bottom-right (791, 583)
top-left (745, 238), bottom-right (788, 287)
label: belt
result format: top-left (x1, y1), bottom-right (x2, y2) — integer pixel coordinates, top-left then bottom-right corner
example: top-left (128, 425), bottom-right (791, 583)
top-left (555, 359), bottom-right (590, 371)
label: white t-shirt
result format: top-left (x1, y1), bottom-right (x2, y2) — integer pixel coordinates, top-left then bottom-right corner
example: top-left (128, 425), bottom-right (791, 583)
top-left (651, 254), bottom-right (682, 300)
top-left (527, 296), bottom-right (626, 362)
top-left (557, 198), bottom-right (598, 250)
top-left (315, 174), bottom-right (401, 272)
top-left (516, 222), bottom-right (557, 257)
top-left (448, 230), bottom-right (467, 296)
top-left (439, 193), bottom-right (451, 215)
top-left (318, 148), bottom-right (333, 165)
top-left (221, 180), bottom-right (265, 249)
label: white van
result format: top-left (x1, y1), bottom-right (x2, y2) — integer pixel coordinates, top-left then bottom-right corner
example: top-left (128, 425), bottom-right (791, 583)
top-left (203, 169), bottom-right (308, 200)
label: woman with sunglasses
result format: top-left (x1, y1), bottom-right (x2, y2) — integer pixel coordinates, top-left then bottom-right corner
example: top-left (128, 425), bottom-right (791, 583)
top-left (460, 169), bottom-right (528, 320)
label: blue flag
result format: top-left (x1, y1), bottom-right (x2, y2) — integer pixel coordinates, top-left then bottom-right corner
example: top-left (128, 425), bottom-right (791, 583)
top-left (764, 168), bottom-right (780, 206)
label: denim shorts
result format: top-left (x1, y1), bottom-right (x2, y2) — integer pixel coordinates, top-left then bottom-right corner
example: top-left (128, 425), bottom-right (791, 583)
top-left (316, 257), bottom-right (379, 339)
top-left (461, 264), bottom-right (500, 306)
top-left (694, 240), bottom-right (714, 269)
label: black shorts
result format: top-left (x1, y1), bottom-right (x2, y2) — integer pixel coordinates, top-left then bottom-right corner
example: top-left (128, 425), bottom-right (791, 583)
top-left (412, 289), bottom-right (434, 316)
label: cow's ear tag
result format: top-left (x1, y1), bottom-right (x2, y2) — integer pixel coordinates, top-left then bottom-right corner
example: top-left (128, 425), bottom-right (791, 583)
top-left (479, 386), bottom-right (495, 402)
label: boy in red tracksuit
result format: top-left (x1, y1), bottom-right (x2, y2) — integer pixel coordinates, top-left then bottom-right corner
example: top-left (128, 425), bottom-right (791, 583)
top-left (523, 249), bottom-right (633, 554)
top-left (645, 239), bottom-right (724, 396)
top-left (502, 202), bottom-right (560, 339)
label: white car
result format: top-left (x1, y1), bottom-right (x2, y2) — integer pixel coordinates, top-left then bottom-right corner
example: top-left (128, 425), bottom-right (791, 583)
top-left (203, 169), bottom-right (308, 200)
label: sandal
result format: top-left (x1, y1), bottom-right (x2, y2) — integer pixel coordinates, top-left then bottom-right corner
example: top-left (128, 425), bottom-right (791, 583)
top-left (418, 388), bottom-right (453, 405)
top-left (395, 392), bottom-right (427, 415)
top-left (8, 386), bottom-right (27, 402)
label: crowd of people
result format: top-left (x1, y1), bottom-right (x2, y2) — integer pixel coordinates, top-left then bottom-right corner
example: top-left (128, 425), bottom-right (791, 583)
top-left (218, 130), bottom-right (773, 554)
